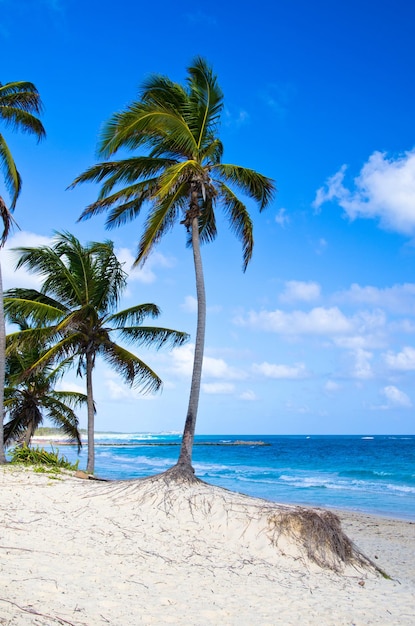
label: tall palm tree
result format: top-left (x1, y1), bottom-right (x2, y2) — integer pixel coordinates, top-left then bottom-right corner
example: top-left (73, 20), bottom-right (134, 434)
top-left (0, 80), bottom-right (45, 464)
top-left (5, 317), bottom-right (85, 450)
top-left (5, 231), bottom-right (188, 473)
top-left (70, 58), bottom-right (275, 478)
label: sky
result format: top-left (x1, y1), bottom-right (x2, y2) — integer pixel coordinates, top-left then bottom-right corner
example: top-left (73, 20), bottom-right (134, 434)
top-left (1, 0), bottom-right (415, 435)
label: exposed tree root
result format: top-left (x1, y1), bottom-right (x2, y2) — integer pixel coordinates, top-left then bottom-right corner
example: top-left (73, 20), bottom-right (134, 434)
top-left (85, 468), bottom-right (389, 577)
top-left (268, 507), bottom-right (389, 576)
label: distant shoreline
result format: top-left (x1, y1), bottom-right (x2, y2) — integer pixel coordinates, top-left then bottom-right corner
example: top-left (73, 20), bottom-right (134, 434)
top-left (31, 437), bottom-right (269, 447)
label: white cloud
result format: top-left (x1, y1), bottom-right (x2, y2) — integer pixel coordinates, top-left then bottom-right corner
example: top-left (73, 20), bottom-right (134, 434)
top-left (280, 280), bottom-right (321, 303)
top-left (103, 377), bottom-right (157, 401)
top-left (314, 149), bottom-right (415, 235)
top-left (240, 389), bottom-right (257, 401)
top-left (253, 361), bottom-right (308, 379)
top-left (381, 385), bottom-right (412, 408)
top-left (336, 283), bottom-right (415, 314)
top-left (351, 348), bottom-right (373, 380)
top-left (117, 248), bottom-right (175, 284)
top-left (55, 380), bottom-right (85, 395)
top-left (324, 380), bottom-right (341, 392)
top-left (316, 238), bottom-right (328, 254)
top-left (384, 346), bottom-right (415, 370)
top-left (224, 108), bottom-right (249, 127)
top-left (0, 231), bottom-right (53, 289)
top-left (235, 306), bottom-right (353, 335)
top-left (202, 382), bottom-right (235, 395)
top-left (181, 295), bottom-right (222, 315)
top-left (170, 344), bottom-right (247, 380)
top-left (181, 295), bottom-right (197, 313)
top-left (275, 208), bottom-right (290, 227)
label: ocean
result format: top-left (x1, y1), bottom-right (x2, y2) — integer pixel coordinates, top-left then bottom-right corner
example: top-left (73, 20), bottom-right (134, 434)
top-left (45, 433), bottom-right (415, 520)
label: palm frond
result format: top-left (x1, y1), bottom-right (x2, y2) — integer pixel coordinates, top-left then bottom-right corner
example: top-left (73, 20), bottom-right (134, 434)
top-left (40, 397), bottom-right (83, 451)
top-left (100, 341), bottom-right (163, 393)
top-left (0, 106), bottom-right (45, 140)
top-left (98, 103), bottom-right (197, 159)
top-left (0, 81), bottom-right (44, 115)
top-left (77, 179), bottom-right (157, 225)
top-left (197, 194), bottom-right (217, 245)
top-left (0, 134), bottom-right (21, 209)
top-left (4, 293), bottom-right (67, 326)
top-left (117, 326), bottom-right (189, 349)
top-left (212, 163), bottom-right (276, 210)
top-left (218, 182), bottom-right (254, 271)
top-left (0, 194), bottom-right (18, 246)
top-left (107, 303), bottom-right (161, 328)
top-left (186, 56), bottom-right (224, 152)
top-left (134, 184), bottom-right (187, 265)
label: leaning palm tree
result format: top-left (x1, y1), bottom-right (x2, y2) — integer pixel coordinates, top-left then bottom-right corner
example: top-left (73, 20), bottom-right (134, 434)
top-left (70, 57), bottom-right (275, 478)
top-left (5, 317), bottom-right (85, 451)
top-left (0, 80), bottom-right (45, 464)
top-left (5, 231), bottom-right (188, 473)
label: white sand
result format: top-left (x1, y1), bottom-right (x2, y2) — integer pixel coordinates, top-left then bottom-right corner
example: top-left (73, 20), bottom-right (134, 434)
top-left (0, 466), bottom-right (414, 626)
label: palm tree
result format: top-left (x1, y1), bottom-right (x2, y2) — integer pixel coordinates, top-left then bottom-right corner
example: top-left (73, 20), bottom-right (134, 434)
top-left (70, 58), bottom-right (275, 478)
top-left (5, 317), bottom-right (85, 450)
top-left (0, 80), bottom-right (45, 464)
top-left (4, 231), bottom-right (189, 473)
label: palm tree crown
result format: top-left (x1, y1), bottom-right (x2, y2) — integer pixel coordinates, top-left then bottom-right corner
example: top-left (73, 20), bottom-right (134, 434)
top-left (0, 79), bottom-right (45, 465)
top-left (71, 58), bottom-right (276, 476)
top-left (5, 231), bottom-right (189, 473)
top-left (0, 80), bottom-right (45, 234)
top-left (4, 317), bottom-right (85, 451)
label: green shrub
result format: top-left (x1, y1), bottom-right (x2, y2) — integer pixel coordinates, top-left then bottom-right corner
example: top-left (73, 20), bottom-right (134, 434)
top-left (9, 444), bottom-right (79, 471)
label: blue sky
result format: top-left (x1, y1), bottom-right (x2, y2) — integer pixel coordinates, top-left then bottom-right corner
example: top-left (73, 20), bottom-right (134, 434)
top-left (2, 0), bottom-right (415, 434)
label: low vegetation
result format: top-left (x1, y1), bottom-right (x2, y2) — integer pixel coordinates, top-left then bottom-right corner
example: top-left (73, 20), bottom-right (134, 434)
top-left (9, 444), bottom-right (79, 471)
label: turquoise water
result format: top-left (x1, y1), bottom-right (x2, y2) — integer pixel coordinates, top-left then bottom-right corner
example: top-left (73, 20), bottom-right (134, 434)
top-left (49, 433), bottom-right (415, 520)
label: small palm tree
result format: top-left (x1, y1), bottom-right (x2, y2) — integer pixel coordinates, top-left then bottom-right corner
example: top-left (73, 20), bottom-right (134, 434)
top-left (5, 317), bottom-right (85, 450)
top-left (71, 57), bottom-right (275, 478)
top-left (5, 231), bottom-right (189, 473)
top-left (0, 80), bottom-right (45, 464)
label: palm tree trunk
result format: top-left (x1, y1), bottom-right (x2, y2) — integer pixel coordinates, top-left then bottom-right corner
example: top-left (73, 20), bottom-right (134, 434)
top-left (176, 212), bottom-right (206, 473)
top-left (0, 262), bottom-right (6, 464)
top-left (86, 351), bottom-right (95, 474)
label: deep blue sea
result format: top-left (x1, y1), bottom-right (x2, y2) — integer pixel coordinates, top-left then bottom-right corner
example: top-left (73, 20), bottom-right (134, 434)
top-left (46, 433), bottom-right (415, 520)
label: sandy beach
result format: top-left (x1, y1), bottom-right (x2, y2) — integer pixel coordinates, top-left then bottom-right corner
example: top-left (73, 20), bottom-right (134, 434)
top-left (0, 466), bottom-right (414, 626)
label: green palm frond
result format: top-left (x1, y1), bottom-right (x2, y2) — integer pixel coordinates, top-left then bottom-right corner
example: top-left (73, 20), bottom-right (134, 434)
top-left (197, 194), bottom-right (217, 245)
top-left (118, 326), bottom-right (189, 349)
top-left (156, 160), bottom-right (202, 200)
top-left (0, 134), bottom-right (21, 210)
top-left (14, 244), bottom-right (83, 306)
top-left (4, 294), bottom-right (67, 326)
top-left (0, 107), bottom-right (45, 139)
top-left (70, 157), bottom-right (176, 193)
top-left (134, 185), bottom-right (186, 265)
top-left (201, 137), bottom-right (223, 165)
top-left (186, 56), bottom-right (224, 151)
top-left (99, 103), bottom-right (197, 159)
top-left (100, 340), bottom-right (162, 393)
top-left (40, 396), bottom-right (83, 451)
top-left (218, 182), bottom-right (254, 271)
top-left (78, 179), bottom-right (158, 225)
top-left (0, 81), bottom-right (44, 115)
top-left (0, 80), bottom-right (45, 213)
top-left (0, 193), bottom-right (18, 246)
top-left (107, 303), bottom-right (161, 328)
top-left (213, 163), bottom-right (276, 210)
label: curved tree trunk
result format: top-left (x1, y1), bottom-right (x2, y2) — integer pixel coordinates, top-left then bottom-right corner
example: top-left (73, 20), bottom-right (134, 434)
top-left (86, 351), bottom-right (95, 474)
top-left (0, 262), bottom-right (6, 464)
top-left (175, 212), bottom-right (206, 475)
